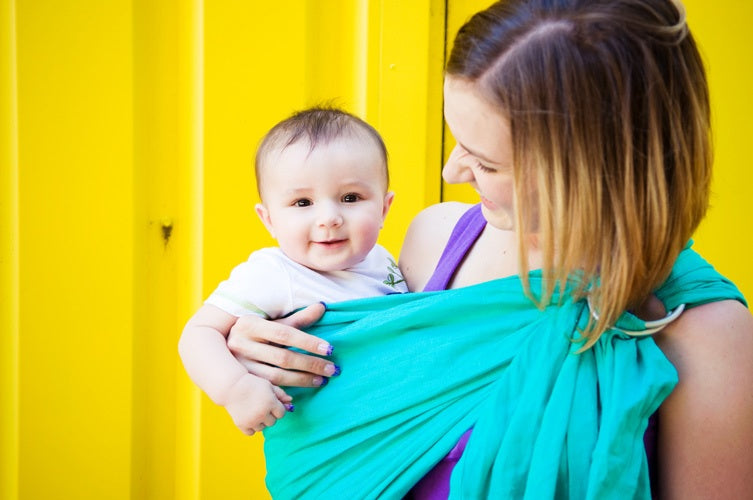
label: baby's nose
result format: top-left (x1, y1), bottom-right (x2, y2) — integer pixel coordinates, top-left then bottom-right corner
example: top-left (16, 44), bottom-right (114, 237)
top-left (316, 203), bottom-right (344, 227)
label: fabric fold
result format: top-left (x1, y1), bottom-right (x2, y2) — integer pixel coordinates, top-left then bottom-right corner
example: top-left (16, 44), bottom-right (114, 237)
top-left (263, 246), bottom-right (745, 499)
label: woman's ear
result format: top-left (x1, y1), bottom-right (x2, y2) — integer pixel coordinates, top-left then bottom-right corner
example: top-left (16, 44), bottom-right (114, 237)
top-left (255, 203), bottom-right (275, 238)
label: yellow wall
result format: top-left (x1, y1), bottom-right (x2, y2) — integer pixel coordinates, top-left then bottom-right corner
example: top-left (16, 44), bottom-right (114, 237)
top-left (1, 1), bottom-right (750, 499)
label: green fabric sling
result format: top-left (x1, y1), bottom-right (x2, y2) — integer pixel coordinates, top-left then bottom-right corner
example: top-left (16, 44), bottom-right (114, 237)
top-left (263, 245), bottom-right (746, 499)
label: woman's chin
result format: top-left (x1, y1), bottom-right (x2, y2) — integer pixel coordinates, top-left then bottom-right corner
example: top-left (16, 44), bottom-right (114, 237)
top-left (480, 204), bottom-right (514, 230)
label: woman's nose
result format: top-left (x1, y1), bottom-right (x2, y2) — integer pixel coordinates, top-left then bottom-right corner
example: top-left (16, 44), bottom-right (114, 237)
top-left (316, 202), bottom-right (344, 228)
top-left (443, 144), bottom-right (475, 184)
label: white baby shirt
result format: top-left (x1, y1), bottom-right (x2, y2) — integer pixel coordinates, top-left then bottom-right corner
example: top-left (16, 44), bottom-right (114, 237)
top-left (205, 244), bottom-right (408, 319)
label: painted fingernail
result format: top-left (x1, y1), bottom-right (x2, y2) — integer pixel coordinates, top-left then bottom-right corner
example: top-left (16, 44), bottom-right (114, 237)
top-left (314, 376), bottom-right (328, 387)
top-left (318, 343), bottom-right (334, 356)
top-left (319, 301), bottom-right (327, 308)
top-left (284, 403), bottom-right (295, 412)
top-left (324, 364), bottom-right (341, 377)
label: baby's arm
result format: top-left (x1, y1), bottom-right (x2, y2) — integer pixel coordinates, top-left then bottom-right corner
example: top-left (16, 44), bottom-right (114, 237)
top-left (178, 304), bottom-right (292, 435)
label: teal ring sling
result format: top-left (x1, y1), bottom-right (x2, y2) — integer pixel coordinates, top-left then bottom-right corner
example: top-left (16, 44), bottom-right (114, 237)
top-left (263, 245), bottom-right (746, 499)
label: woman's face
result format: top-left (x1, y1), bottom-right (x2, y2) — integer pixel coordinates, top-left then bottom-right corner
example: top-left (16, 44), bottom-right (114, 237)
top-left (443, 77), bottom-right (516, 230)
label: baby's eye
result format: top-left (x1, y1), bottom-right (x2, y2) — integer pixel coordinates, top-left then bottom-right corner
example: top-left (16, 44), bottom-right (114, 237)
top-left (294, 199), bottom-right (312, 207)
top-left (342, 193), bottom-right (361, 203)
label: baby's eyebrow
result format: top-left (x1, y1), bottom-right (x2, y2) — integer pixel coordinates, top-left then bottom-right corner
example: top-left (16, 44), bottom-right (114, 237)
top-left (339, 180), bottom-right (377, 190)
top-left (284, 187), bottom-right (313, 195)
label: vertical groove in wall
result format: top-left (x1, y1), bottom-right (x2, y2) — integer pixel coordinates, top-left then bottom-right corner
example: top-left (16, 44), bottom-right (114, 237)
top-left (354, 0), bottom-right (382, 121)
top-left (174, 0), bottom-right (204, 499)
top-left (132, 0), bottom-right (203, 497)
top-left (0, 0), bottom-right (19, 498)
top-left (131, 2), bottom-right (171, 495)
top-left (437, 0), bottom-right (450, 201)
top-left (354, 0), bottom-right (369, 118)
top-left (303, 0), bottom-right (358, 108)
top-left (356, 0), bottom-right (383, 127)
top-left (427, 0), bottom-right (447, 206)
top-left (373, 0), bottom-right (446, 254)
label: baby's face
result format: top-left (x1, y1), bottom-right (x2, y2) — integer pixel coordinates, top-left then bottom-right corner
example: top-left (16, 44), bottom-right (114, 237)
top-left (256, 136), bottom-right (393, 272)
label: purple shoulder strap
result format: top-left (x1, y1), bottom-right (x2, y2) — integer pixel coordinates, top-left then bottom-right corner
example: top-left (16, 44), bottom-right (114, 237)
top-left (423, 204), bottom-right (486, 292)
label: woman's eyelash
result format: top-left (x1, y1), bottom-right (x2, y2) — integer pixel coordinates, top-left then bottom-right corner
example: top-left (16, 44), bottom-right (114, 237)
top-left (473, 161), bottom-right (496, 173)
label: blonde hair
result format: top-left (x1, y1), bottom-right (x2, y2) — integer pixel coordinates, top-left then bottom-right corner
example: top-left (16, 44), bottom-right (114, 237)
top-left (447, 0), bottom-right (711, 349)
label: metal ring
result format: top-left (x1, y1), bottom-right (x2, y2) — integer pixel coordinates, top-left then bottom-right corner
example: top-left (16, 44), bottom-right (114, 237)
top-left (587, 297), bottom-right (686, 337)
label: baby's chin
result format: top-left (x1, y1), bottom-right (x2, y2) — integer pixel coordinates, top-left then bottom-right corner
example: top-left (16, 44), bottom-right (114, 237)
top-left (304, 256), bottom-right (364, 273)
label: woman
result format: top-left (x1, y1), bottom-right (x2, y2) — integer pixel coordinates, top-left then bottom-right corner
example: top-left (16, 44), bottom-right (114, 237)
top-left (227, 0), bottom-right (753, 497)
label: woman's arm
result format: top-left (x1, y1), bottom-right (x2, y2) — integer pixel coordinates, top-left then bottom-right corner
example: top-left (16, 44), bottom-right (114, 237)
top-left (655, 299), bottom-right (753, 499)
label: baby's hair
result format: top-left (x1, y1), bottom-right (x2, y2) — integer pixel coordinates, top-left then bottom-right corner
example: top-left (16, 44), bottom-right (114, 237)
top-left (255, 106), bottom-right (389, 198)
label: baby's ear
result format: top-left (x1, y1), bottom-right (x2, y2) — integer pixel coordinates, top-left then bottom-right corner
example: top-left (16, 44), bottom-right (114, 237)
top-left (255, 203), bottom-right (275, 238)
top-left (381, 191), bottom-right (396, 222)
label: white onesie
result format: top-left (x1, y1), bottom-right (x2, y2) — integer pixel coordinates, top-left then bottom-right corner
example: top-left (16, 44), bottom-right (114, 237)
top-left (205, 244), bottom-right (408, 319)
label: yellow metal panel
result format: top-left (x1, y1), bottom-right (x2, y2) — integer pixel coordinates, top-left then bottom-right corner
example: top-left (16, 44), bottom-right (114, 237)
top-left (173, 2), bottom-right (204, 499)
top-left (377, 0), bottom-right (447, 255)
top-left (131, 1), bottom-right (204, 499)
top-left (683, 0), bottom-right (753, 300)
top-left (15, 0), bottom-right (134, 498)
top-left (1, 1), bottom-right (19, 499)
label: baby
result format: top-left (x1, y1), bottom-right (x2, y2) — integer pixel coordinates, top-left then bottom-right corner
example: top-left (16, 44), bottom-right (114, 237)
top-left (179, 107), bottom-right (407, 435)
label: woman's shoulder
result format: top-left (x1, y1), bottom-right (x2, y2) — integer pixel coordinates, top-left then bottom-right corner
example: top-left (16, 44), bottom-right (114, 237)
top-left (654, 299), bottom-right (753, 496)
top-left (657, 298), bottom-right (753, 365)
top-left (411, 201), bottom-right (475, 225)
top-left (398, 202), bottom-right (475, 291)
top-left (657, 299), bottom-right (753, 400)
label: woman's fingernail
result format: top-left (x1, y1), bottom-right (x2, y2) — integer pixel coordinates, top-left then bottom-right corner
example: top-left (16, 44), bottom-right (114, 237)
top-left (284, 403), bottom-right (295, 412)
top-left (318, 343), bottom-right (334, 356)
top-left (319, 301), bottom-right (327, 308)
top-left (314, 376), bottom-right (329, 387)
top-left (324, 364), bottom-right (341, 377)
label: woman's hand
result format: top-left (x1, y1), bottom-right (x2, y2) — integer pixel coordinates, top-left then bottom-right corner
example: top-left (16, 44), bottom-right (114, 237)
top-left (227, 303), bottom-right (339, 387)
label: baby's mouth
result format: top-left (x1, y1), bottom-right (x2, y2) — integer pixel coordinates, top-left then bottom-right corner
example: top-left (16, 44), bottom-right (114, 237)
top-left (315, 239), bottom-right (346, 246)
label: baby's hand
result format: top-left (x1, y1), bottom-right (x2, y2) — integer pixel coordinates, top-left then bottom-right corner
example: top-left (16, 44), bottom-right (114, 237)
top-left (223, 373), bottom-right (293, 436)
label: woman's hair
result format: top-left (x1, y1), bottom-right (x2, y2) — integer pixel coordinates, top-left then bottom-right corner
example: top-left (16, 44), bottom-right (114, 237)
top-left (447, 0), bottom-right (711, 348)
top-left (255, 106), bottom-right (389, 198)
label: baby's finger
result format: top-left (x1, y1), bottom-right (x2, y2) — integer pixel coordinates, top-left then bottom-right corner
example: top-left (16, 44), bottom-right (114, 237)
top-left (254, 413), bottom-right (278, 433)
top-left (277, 302), bottom-right (326, 330)
top-left (271, 403), bottom-right (288, 420)
top-left (272, 384), bottom-right (293, 404)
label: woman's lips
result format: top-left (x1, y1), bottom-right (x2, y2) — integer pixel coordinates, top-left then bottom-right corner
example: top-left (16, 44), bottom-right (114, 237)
top-left (479, 195), bottom-right (496, 210)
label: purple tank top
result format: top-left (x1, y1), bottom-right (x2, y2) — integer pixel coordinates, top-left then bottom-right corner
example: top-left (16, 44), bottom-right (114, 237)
top-left (407, 204), bottom-right (658, 499)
